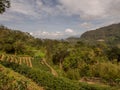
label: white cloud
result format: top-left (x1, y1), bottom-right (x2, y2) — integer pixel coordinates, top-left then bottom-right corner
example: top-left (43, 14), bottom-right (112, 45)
top-left (58, 0), bottom-right (105, 19)
top-left (0, 0), bottom-right (120, 39)
top-left (13, 0), bottom-right (60, 17)
top-left (0, 0), bottom-right (59, 21)
top-left (30, 32), bottom-right (33, 35)
top-left (58, 0), bottom-right (120, 20)
top-left (10, 0), bottom-right (38, 16)
top-left (0, 0), bottom-right (41, 21)
top-left (1, 0), bottom-right (120, 22)
top-left (80, 22), bottom-right (93, 29)
top-left (30, 28), bottom-right (78, 39)
top-left (65, 28), bottom-right (74, 33)
top-left (31, 31), bottom-right (63, 39)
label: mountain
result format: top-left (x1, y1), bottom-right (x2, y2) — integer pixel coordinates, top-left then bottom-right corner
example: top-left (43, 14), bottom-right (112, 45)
top-left (80, 23), bottom-right (120, 44)
top-left (66, 36), bottom-right (80, 43)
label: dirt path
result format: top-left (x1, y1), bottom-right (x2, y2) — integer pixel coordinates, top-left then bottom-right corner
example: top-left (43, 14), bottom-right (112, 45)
top-left (25, 57), bottom-right (29, 67)
top-left (42, 58), bottom-right (58, 77)
top-left (79, 77), bottom-right (108, 87)
top-left (28, 57), bottom-right (32, 67)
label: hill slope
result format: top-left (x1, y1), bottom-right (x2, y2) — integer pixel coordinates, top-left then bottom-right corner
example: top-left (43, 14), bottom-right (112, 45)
top-left (80, 23), bottom-right (120, 44)
top-left (0, 63), bottom-right (43, 90)
top-left (0, 25), bottom-right (120, 90)
top-left (0, 25), bottom-right (44, 56)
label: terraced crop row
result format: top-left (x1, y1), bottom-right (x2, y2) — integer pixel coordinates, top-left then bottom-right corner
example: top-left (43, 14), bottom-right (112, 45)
top-left (0, 54), bottom-right (33, 67)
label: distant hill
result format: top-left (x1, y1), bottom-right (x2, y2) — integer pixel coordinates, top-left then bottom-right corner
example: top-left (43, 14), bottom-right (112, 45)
top-left (66, 36), bottom-right (80, 43)
top-left (80, 23), bottom-right (120, 44)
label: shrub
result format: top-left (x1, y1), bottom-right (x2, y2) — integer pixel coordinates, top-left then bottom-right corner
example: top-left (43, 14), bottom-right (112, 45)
top-left (0, 61), bottom-right (114, 90)
top-left (0, 71), bottom-right (28, 90)
top-left (90, 62), bottom-right (120, 84)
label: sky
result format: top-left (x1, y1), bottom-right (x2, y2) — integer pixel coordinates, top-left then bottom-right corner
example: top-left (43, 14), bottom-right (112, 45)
top-left (0, 0), bottom-right (120, 39)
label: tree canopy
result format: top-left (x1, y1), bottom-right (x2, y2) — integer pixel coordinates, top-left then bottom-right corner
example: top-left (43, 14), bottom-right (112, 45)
top-left (0, 0), bottom-right (10, 14)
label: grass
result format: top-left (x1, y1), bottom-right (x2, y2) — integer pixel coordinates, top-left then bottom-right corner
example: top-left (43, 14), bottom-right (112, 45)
top-left (31, 57), bottom-right (50, 72)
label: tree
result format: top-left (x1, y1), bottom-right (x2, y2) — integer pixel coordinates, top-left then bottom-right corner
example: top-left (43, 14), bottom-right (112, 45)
top-left (0, 0), bottom-right (10, 14)
top-left (52, 43), bottom-right (69, 69)
top-left (14, 41), bottom-right (26, 55)
top-left (107, 47), bottom-right (120, 62)
top-left (3, 43), bottom-right (15, 53)
top-left (53, 49), bottom-right (69, 69)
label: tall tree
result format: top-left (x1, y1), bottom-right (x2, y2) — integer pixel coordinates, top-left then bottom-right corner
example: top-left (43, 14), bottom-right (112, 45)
top-left (0, 0), bottom-right (10, 14)
top-left (107, 47), bottom-right (120, 62)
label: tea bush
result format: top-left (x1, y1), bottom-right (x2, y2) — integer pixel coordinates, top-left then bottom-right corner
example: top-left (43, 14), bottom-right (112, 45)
top-left (0, 61), bottom-right (115, 90)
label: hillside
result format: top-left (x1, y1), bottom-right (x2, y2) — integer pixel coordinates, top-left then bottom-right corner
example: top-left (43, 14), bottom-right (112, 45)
top-left (1, 1), bottom-right (120, 89)
top-left (80, 23), bottom-right (120, 44)
top-left (0, 25), bottom-right (45, 56)
top-left (0, 63), bottom-right (43, 90)
top-left (0, 25), bottom-right (120, 90)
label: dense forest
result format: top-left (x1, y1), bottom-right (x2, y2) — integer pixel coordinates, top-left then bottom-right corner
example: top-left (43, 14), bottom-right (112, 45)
top-left (0, 25), bottom-right (120, 90)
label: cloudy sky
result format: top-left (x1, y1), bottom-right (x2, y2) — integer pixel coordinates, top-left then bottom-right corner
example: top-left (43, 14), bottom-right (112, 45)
top-left (0, 0), bottom-right (120, 39)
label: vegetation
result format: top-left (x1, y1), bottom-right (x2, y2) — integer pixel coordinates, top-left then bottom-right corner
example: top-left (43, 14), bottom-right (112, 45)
top-left (0, 0), bottom-right (10, 13)
top-left (0, 63), bottom-right (43, 90)
top-left (0, 25), bottom-right (120, 90)
top-left (80, 23), bottom-right (120, 45)
top-left (0, 25), bottom-right (43, 55)
top-left (0, 61), bottom-right (115, 90)
top-left (0, 54), bottom-right (33, 67)
top-left (0, 1), bottom-right (120, 89)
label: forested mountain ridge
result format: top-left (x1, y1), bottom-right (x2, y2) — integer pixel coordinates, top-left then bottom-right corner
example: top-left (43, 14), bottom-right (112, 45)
top-left (80, 23), bottom-right (120, 44)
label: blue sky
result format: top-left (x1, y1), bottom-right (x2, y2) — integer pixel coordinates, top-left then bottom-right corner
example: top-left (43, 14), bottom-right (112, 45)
top-left (0, 0), bottom-right (120, 39)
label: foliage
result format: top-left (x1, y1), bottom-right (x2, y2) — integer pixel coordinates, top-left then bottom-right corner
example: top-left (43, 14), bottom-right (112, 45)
top-left (0, 25), bottom-right (120, 89)
top-left (0, 68), bottom-right (28, 90)
top-left (0, 0), bottom-right (10, 14)
top-left (0, 61), bottom-right (114, 90)
top-left (107, 46), bottom-right (120, 62)
top-left (90, 62), bottom-right (120, 84)
top-left (31, 57), bottom-right (50, 72)
top-left (80, 23), bottom-right (120, 45)
top-left (0, 26), bottom-right (43, 55)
